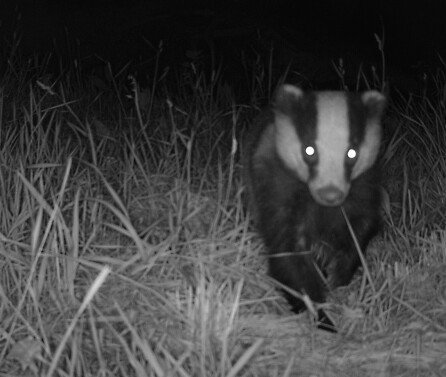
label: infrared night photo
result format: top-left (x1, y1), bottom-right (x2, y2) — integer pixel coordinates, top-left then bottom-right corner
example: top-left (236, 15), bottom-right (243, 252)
top-left (0, 1), bottom-right (445, 376)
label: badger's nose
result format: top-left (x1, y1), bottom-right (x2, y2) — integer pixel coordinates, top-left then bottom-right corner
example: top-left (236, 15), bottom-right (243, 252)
top-left (315, 185), bottom-right (346, 206)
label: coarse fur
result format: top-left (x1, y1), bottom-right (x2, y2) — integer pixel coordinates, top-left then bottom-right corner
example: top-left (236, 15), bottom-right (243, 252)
top-left (244, 84), bottom-right (386, 332)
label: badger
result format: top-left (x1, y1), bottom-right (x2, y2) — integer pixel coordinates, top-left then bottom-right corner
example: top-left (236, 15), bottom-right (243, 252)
top-left (244, 84), bottom-right (386, 332)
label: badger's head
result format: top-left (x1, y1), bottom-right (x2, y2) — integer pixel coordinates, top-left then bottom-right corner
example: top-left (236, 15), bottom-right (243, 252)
top-left (273, 84), bottom-right (386, 207)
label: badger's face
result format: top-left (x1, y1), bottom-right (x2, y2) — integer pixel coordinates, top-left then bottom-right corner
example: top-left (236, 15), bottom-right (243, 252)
top-left (274, 84), bottom-right (386, 207)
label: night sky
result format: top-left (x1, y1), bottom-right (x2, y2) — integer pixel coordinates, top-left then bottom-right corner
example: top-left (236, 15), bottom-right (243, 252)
top-left (1, 0), bottom-right (445, 89)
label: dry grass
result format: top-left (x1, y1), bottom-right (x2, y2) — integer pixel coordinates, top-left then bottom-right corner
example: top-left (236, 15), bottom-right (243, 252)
top-left (0, 47), bottom-right (446, 377)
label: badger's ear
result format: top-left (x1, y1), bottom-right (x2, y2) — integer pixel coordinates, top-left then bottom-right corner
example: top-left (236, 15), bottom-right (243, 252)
top-left (362, 90), bottom-right (386, 120)
top-left (274, 84), bottom-right (304, 115)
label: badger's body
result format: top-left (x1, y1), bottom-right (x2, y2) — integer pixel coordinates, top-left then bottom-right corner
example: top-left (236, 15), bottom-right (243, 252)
top-left (245, 85), bottom-right (386, 331)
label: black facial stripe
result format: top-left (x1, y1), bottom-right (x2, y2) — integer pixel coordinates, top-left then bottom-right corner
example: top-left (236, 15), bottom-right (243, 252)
top-left (347, 93), bottom-right (367, 148)
top-left (296, 93), bottom-right (318, 179)
top-left (302, 144), bottom-right (319, 179)
top-left (275, 91), bottom-right (318, 147)
top-left (345, 93), bottom-right (370, 180)
top-left (344, 152), bottom-right (355, 178)
top-left (275, 91), bottom-right (318, 178)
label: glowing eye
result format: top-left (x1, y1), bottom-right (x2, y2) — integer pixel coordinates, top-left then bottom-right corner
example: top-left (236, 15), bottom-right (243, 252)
top-left (305, 146), bottom-right (315, 156)
top-left (347, 148), bottom-right (357, 159)
top-left (303, 145), bottom-right (317, 165)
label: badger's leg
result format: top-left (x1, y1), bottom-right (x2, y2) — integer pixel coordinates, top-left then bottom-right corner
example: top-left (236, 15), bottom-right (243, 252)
top-left (269, 251), bottom-right (325, 310)
top-left (328, 215), bottom-right (380, 288)
top-left (268, 242), bottom-right (336, 332)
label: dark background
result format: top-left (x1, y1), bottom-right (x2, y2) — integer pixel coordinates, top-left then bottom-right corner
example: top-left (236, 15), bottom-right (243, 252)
top-left (1, 0), bottom-right (445, 92)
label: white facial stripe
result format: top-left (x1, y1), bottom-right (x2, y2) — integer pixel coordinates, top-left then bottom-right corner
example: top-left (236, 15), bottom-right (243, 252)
top-left (310, 92), bottom-right (350, 194)
top-left (274, 114), bottom-right (309, 181)
top-left (351, 120), bottom-right (381, 179)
